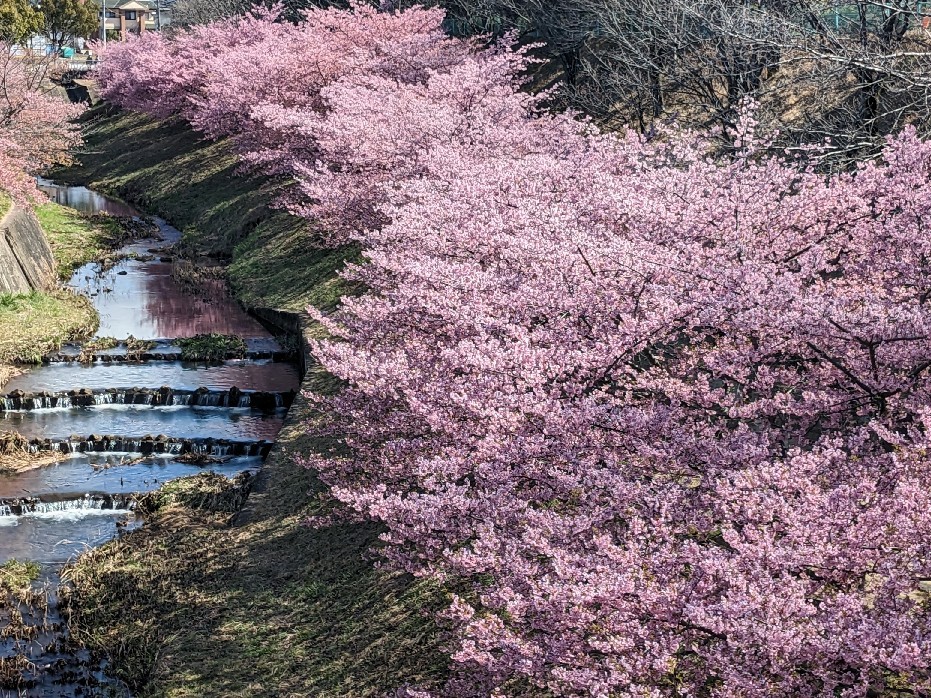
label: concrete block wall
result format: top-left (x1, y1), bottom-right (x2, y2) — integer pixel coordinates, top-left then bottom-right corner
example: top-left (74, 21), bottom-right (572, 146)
top-left (0, 205), bottom-right (56, 294)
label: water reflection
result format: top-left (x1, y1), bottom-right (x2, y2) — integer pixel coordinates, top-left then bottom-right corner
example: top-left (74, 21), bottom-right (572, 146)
top-left (36, 177), bottom-right (140, 218)
top-left (5, 360), bottom-right (300, 393)
top-left (0, 513), bottom-right (134, 564)
top-left (0, 453), bottom-right (261, 499)
top-left (38, 178), bottom-right (272, 339)
top-left (2, 182), bottom-right (297, 599)
top-left (0, 405), bottom-right (285, 441)
top-left (72, 256), bottom-right (272, 338)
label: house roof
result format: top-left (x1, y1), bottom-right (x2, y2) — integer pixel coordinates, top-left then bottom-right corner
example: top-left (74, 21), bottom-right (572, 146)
top-left (115, 0), bottom-right (150, 10)
top-left (102, 0), bottom-right (168, 10)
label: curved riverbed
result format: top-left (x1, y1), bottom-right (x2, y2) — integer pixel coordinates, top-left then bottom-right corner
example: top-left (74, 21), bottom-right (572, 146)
top-left (0, 183), bottom-right (298, 696)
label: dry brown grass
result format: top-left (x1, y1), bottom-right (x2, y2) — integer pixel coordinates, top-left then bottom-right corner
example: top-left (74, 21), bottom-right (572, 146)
top-left (0, 431), bottom-right (66, 474)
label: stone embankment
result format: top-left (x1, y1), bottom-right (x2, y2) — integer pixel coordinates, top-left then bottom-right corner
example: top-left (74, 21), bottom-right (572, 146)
top-left (0, 204), bottom-right (56, 294)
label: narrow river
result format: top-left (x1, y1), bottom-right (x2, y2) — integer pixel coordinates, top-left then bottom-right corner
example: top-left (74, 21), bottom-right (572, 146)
top-left (0, 182), bottom-right (299, 696)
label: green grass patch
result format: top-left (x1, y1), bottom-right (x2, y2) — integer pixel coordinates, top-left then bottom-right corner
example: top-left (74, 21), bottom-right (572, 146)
top-left (0, 192), bottom-right (11, 219)
top-left (0, 290), bottom-right (98, 363)
top-left (0, 560), bottom-right (40, 592)
top-left (81, 336), bottom-right (120, 351)
top-left (34, 202), bottom-right (127, 279)
top-left (176, 333), bottom-right (247, 361)
top-left (77, 335), bottom-right (156, 363)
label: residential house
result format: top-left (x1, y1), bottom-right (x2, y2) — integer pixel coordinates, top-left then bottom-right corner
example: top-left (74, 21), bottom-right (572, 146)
top-left (101, 0), bottom-right (171, 39)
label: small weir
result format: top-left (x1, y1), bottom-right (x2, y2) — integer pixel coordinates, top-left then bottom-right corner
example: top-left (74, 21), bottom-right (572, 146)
top-left (0, 494), bottom-right (135, 518)
top-left (43, 337), bottom-right (293, 363)
top-left (0, 181), bottom-right (300, 695)
top-left (0, 387), bottom-right (296, 410)
top-left (0, 454), bottom-right (262, 499)
top-left (27, 437), bottom-right (273, 457)
top-left (0, 405), bottom-right (285, 441)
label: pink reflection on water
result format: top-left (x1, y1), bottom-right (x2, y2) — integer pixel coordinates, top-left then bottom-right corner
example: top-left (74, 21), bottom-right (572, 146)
top-left (73, 259), bottom-right (271, 339)
top-left (5, 361), bottom-right (300, 393)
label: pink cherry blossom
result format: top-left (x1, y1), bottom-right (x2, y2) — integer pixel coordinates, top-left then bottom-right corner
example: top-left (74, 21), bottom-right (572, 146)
top-left (0, 46), bottom-right (81, 201)
top-left (97, 7), bottom-right (931, 696)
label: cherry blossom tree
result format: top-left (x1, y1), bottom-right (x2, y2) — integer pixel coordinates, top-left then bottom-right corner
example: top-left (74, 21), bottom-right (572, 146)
top-left (0, 45), bottom-right (81, 201)
top-left (305, 100), bottom-right (931, 696)
top-left (97, 2), bottom-right (475, 173)
top-left (96, 6), bottom-right (931, 695)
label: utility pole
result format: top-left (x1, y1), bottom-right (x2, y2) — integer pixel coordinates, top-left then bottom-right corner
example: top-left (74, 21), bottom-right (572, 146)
top-left (101, 0), bottom-right (107, 45)
top-left (156, 0), bottom-right (161, 31)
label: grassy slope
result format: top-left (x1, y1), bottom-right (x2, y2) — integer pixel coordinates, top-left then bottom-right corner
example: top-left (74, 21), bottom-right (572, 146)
top-left (68, 369), bottom-right (449, 698)
top-left (0, 290), bottom-right (97, 364)
top-left (34, 201), bottom-right (121, 278)
top-left (51, 107), bottom-right (353, 313)
top-left (57, 108), bottom-right (448, 696)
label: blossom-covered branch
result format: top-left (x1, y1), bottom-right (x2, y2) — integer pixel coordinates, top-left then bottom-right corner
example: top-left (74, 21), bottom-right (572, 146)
top-left (0, 45), bottom-right (81, 201)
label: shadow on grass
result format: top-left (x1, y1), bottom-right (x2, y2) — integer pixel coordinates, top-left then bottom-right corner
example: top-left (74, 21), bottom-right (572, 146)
top-left (55, 108), bottom-right (444, 697)
top-left (66, 378), bottom-right (449, 698)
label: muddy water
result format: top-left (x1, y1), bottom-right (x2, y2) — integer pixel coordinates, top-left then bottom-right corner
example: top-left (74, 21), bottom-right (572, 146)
top-left (0, 182), bottom-right (299, 696)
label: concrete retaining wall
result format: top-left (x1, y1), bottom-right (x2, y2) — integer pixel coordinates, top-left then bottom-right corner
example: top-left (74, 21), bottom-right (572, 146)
top-left (0, 205), bottom-right (56, 294)
top-left (250, 306), bottom-right (313, 378)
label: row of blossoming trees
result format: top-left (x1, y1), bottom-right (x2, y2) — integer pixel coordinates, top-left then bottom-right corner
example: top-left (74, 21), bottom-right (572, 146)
top-left (0, 45), bottom-right (80, 202)
top-left (97, 4), bottom-right (931, 696)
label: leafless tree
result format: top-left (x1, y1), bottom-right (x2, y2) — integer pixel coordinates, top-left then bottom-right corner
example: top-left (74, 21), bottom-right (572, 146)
top-left (168, 0), bottom-right (250, 27)
top-left (439, 0), bottom-right (931, 158)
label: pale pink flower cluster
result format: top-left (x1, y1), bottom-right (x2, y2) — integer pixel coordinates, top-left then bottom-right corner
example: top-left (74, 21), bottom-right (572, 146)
top-left (97, 7), bottom-right (931, 696)
top-left (0, 46), bottom-right (81, 201)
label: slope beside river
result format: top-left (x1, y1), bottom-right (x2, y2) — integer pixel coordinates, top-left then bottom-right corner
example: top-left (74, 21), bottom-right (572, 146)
top-left (0, 107), bottom-right (447, 697)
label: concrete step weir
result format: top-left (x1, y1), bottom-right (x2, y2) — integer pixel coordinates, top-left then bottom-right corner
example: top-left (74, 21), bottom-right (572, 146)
top-left (27, 435), bottom-right (274, 457)
top-left (43, 337), bottom-right (296, 363)
top-left (0, 386), bottom-right (296, 411)
top-left (0, 492), bottom-right (135, 517)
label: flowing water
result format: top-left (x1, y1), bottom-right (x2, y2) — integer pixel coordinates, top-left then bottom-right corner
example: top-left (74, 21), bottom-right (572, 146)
top-left (0, 405), bottom-right (285, 441)
top-left (0, 183), bottom-right (300, 696)
top-left (4, 359), bottom-right (300, 393)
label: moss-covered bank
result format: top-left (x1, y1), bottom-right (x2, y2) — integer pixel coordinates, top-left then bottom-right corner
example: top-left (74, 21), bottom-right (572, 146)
top-left (57, 107), bottom-right (448, 696)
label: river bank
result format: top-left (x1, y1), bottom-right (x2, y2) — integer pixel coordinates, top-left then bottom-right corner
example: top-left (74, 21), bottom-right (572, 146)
top-left (0, 179), bottom-right (306, 695)
top-left (46, 107), bottom-right (449, 696)
top-left (51, 106), bottom-right (355, 316)
top-left (0, 193), bottom-right (138, 371)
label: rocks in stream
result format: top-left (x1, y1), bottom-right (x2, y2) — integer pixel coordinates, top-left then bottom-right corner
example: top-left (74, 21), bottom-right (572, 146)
top-left (44, 348), bottom-right (295, 363)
